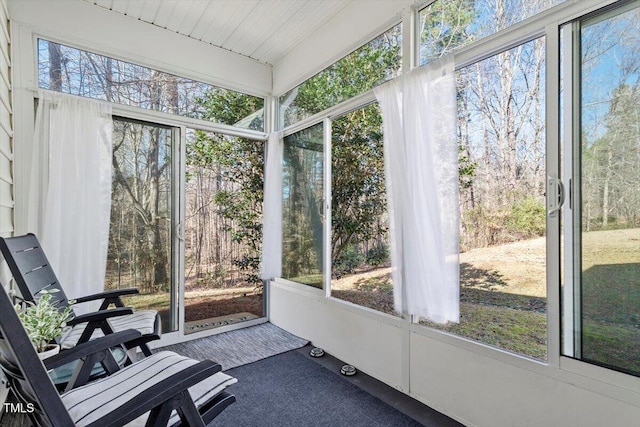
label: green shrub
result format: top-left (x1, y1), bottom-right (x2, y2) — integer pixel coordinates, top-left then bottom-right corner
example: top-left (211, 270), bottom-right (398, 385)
top-left (333, 244), bottom-right (364, 275)
top-left (506, 196), bottom-right (546, 238)
top-left (366, 244), bottom-right (389, 266)
top-left (462, 196), bottom-right (546, 250)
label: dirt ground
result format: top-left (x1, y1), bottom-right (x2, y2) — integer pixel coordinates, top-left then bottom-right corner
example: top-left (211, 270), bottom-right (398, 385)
top-left (157, 290), bottom-right (263, 326)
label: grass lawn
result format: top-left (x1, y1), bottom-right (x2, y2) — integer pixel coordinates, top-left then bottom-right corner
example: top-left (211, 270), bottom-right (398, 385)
top-left (423, 303), bottom-right (547, 359)
top-left (580, 228), bottom-right (640, 375)
top-left (285, 273), bottom-right (323, 288)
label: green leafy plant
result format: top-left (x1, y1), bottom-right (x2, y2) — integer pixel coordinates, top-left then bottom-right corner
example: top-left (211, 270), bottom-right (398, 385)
top-left (15, 290), bottom-right (74, 352)
top-left (333, 244), bottom-right (365, 276)
top-left (366, 244), bottom-right (389, 267)
top-left (506, 196), bottom-right (546, 238)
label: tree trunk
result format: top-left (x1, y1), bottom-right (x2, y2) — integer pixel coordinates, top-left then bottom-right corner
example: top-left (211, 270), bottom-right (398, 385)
top-left (602, 146), bottom-right (613, 228)
top-left (48, 43), bottom-right (62, 91)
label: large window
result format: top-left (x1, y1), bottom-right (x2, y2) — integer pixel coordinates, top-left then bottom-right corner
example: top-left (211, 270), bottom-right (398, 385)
top-left (38, 39), bottom-right (264, 131)
top-left (330, 103), bottom-right (393, 314)
top-left (422, 37), bottom-right (547, 361)
top-left (282, 124), bottom-right (324, 287)
top-left (562, 3), bottom-right (640, 376)
top-left (419, 0), bottom-right (563, 65)
top-left (280, 24), bottom-right (402, 127)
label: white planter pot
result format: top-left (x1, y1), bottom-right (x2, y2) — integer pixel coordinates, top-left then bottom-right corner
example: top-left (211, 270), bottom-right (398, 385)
top-left (38, 344), bottom-right (60, 361)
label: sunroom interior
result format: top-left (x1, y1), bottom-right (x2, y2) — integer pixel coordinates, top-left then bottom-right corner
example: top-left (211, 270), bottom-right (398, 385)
top-left (0, 0), bottom-right (639, 426)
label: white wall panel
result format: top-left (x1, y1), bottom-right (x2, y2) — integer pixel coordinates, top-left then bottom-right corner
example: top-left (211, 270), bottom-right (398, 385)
top-left (0, 98), bottom-right (9, 130)
top-left (0, 206), bottom-right (11, 232)
top-left (0, 179), bottom-right (10, 202)
top-left (410, 333), bottom-right (640, 427)
top-left (269, 281), bottom-right (405, 389)
top-left (8, 0), bottom-right (271, 96)
top-left (0, 151), bottom-right (10, 178)
top-left (0, 72), bottom-right (8, 104)
top-left (0, 47), bottom-right (8, 86)
top-left (0, 0), bottom-right (12, 242)
top-left (0, 130), bottom-right (9, 159)
top-left (0, 19), bottom-right (7, 54)
top-left (0, 3), bottom-right (11, 373)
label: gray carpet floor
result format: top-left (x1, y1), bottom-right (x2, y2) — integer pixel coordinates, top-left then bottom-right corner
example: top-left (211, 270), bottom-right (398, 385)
top-left (157, 322), bottom-right (309, 370)
top-left (212, 349), bottom-right (425, 427)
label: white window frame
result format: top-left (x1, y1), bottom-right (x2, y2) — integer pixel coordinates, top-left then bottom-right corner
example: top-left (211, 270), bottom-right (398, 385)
top-left (560, 0), bottom-right (640, 380)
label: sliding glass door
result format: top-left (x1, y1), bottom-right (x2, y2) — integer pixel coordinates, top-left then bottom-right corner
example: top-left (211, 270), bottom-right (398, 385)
top-left (105, 118), bottom-right (177, 332)
top-left (281, 123), bottom-right (325, 288)
top-left (563, 2), bottom-right (640, 376)
top-left (105, 119), bottom-right (269, 336)
top-left (182, 129), bottom-right (265, 333)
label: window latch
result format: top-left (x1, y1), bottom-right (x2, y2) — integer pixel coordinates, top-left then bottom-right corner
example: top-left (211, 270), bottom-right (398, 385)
top-left (547, 176), bottom-right (565, 217)
top-left (176, 222), bottom-right (185, 241)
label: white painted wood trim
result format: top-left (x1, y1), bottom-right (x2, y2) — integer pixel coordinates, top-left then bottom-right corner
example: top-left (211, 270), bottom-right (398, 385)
top-left (8, 0), bottom-right (272, 96)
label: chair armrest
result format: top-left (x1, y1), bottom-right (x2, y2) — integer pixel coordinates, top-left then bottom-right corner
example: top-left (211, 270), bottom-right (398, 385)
top-left (74, 288), bottom-right (139, 305)
top-left (43, 330), bottom-right (142, 370)
top-left (67, 307), bottom-right (134, 326)
top-left (93, 360), bottom-right (223, 427)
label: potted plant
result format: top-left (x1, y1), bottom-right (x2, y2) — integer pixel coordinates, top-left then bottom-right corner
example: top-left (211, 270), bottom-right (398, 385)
top-left (15, 290), bottom-right (74, 360)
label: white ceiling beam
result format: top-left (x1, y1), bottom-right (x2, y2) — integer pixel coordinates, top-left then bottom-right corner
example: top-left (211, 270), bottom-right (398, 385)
top-left (273, 0), bottom-right (417, 95)
top-left (9, 0), bottom-right (272, 96)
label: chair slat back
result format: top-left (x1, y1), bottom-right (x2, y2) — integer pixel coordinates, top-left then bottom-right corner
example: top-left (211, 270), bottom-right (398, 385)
top-left (0, 234), bottom-right (70, 310)
top-left (0, 282), bottom-right (75, 426)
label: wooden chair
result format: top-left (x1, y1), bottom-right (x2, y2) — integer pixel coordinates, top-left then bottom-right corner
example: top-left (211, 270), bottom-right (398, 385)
top-left (0, 282), bottom-right (236, 426)
top-left (0, 233), bottom-right (161, 356)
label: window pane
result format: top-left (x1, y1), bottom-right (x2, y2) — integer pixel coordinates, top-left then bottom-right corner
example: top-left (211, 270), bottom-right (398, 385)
top-left (577, 5), bottom-right (640, 376)
top-left (184, 129), bottom-right (264, 333)
top-left (330, 104), bottom-right (394, 314)
top-left (105, 119), bottom-right (175, 332)
top-left (280, 24), bottom-right (401, 127)
top-left (421, 37), bottom-right (547, 361)
top-left (38, 39), bottom-right (264, 131)
top-left (282, 124), bottom-right (324, 287)
top-left (419, 0), bottom-right (563, 65)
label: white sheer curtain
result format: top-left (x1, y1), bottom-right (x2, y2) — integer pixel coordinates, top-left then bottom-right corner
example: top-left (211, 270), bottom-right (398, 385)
top-left (260, 131), bottom-right (284, 280)
top-left (32, 91), bottom-right (113, 310)
top-left (374, 57), bottom-right (460, 323)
